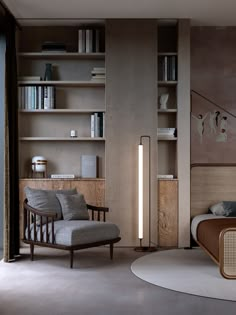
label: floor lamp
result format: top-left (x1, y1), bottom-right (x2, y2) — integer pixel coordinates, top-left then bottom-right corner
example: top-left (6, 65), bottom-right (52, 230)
top-left (135, 135), bottom-right (157, 252)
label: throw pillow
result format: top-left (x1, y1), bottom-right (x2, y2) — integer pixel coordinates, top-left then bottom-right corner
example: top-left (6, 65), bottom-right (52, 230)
top-left (24, 187), bottom-right (77, 222)
top-left (222, 201), bottom-right (236, 217)
top-left (56, 193), bottom-right (89, 220)
top-left (208, 201), bottom-right (236, 217)
top-left (208, 201), bottom-right (225, 216)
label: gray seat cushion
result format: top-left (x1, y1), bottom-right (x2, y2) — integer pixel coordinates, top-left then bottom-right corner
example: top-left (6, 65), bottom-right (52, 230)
top-left (26, 220), bottom-right (120, 246)
top-left (24, 187), bottom-right (77, 221)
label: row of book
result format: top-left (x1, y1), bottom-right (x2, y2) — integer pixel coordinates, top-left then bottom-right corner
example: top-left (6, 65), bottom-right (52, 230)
top-left (91, 112), bottom-right (105, 138)
top-left (91, 67), bottom-right (105, 82)
top-left (158, 55), bottom-right (177, 81)
top-left (18, 86), bottom-right (56, 110)
top-left (78, 28), bottom-right (102, 53)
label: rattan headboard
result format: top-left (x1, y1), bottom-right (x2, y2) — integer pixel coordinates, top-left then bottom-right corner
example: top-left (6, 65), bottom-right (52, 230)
top-left (191, 164), bottom-right (236, 218)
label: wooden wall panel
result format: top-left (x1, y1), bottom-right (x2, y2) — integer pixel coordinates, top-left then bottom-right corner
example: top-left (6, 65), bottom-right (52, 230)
top-left (105, 20), bottom-right (157, 246)
top-left (158, 180), bottom-right (178, 247)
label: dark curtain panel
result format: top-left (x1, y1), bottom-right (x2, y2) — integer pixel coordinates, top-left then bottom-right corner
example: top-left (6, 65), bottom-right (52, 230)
top-left (3, 12), bottom-right (19, 261)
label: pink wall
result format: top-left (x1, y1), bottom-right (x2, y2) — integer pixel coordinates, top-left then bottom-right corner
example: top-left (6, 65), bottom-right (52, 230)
top-left (191, 27), bottom-right (236, 163)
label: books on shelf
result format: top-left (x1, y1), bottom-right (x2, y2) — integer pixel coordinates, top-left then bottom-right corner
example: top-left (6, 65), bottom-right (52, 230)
top-left (78, 28), bottom-right (101, 53)
top-left (50, 174), bottom-right (75, 179)
top-left (157, 128), bottom-right (176, 136)
top-left (91, 67), bottom-right (105, 82)
top-left (90, 112), bottom-right (105, 138)
top-left (158, 55), bottom-right (177, 81)
top-left (18, 85), bottom-right (56, 110)
top-left (157, 174), bottom-right (174, 179)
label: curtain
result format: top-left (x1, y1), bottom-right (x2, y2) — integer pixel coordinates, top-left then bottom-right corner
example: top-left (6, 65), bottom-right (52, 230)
top-left (3, 11), bottom-right (19, 262)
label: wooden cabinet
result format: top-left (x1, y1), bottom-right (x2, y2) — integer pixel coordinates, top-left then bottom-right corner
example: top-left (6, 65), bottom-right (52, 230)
top-left (19, 178), bottom-right (105, 239)
top-left (158, 179), bottom-right (178, 247)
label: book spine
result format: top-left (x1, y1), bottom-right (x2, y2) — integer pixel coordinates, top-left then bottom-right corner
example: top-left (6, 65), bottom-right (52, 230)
top-left (47, 86), bottom-right (54, 109)
top-left (85, 29), bottom-right (93, 53)
top-left (91, 114), bottom-right (95, 137)
top-left (38, 86), bottom-right (43, 109)
top-left (43, 86), bottom-right (49, 109)
top-left (27, 86), bottom-right (31, 109)
top-left (78, 29), bottom-right (86, 53)
top-left (94, 112), bottom-right (98, 137)
top-left (22, 86), bottom-right (26, 109)
top-left (164, 56), bottom-right (168, 81)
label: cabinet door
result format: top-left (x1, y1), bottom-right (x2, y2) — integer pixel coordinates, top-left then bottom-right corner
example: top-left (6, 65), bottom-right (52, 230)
top-left (158, 180), bottom-right (178, 247)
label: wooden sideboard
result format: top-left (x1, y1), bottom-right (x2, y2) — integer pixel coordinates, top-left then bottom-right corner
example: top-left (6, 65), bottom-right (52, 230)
top-left (19, 178), bottom-right (105, 239)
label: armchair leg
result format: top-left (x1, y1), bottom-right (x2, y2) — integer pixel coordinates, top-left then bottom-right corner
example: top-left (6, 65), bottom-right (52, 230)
top-left (70, 250), bottom-right (74, 268)
top-left (110, 243), bottom-right (113, 260)
top-left (30, 244), bottom-right (34, 261)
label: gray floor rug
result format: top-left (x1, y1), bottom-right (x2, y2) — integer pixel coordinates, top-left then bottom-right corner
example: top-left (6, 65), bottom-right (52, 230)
top-left (131, 248), bottom-right (236, 301)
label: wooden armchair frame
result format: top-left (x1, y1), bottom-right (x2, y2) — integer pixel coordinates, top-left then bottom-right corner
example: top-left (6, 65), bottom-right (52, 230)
top-left (23, 199), bottom-right (121, 268)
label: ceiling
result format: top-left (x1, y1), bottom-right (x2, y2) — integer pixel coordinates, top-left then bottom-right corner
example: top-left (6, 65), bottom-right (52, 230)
top-left (3, 0), bottom-right (236, 26)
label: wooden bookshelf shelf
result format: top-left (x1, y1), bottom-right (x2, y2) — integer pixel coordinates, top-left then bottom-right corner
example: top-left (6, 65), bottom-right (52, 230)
top-left (18, 80), bottom-right (105, 87)
top-left (158, 136), bottom-right (177, 141)
top-left (158, 109), bottom-right (177, 113)
top-left (19, 109), bottom-right (105, 114)
top-left (158, 81), bottom-right (178, 86)
top-left (17, 52), bottom-right (106, 59)
top-left (158, 52), bottom-right (178, 56)
top-left (19, 137), bottom-right (106, 141)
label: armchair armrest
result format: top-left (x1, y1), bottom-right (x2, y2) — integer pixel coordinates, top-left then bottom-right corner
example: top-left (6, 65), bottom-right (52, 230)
top-left (23, 199), bottom-right (56, 244)
top-left (86, 204), bottom-right (109, 222)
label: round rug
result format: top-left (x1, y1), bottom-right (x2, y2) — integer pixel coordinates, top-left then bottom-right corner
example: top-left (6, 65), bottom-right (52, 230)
top-left (131, 248), bottom-right (236, 301)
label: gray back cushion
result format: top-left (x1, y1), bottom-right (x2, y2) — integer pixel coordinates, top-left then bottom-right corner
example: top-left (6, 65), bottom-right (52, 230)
top-left (24, 186), bottom-right (77, 221)
top-left (56, 193), bottom-right (89, 220)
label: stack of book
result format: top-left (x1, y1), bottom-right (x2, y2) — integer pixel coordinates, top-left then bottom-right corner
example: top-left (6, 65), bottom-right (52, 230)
top-left (157, 174), bottom-right (174, 179)
top-left (78, 28), bottom-right (101, 53)
top-left (91, 67), bottom-right (105, 82)
top-left (18, 77), bottom-right (55, 110)
top-left (91, 112), bottom-right (105, 138)
top-left (157, 128), bottom-right (176, 138)
top-left (50, 174), bottom-right (75, 179)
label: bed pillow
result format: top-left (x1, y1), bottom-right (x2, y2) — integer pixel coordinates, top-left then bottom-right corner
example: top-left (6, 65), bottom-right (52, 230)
top-left (208, 201), bottom-right (236, 217)
top-left (56, 193), bottom-right (89, 221)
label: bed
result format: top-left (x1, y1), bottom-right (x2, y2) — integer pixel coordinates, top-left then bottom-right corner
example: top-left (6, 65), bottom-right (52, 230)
top-left (191, 165), bottom-right (236, 279)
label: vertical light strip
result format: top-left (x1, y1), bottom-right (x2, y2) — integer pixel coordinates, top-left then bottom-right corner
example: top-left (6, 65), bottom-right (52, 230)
top-left (138, 144), bottom-right (143, 240)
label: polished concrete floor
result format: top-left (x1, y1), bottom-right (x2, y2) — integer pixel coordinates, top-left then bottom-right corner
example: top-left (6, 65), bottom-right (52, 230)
top-left (0, 247), bottom-right (235, 315)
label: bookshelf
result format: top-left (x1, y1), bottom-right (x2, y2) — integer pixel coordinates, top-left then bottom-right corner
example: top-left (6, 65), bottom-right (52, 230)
top-left (157, 20), bottom-right (190, 247)
top-left (17, 25), bottom-right (106, 179)
top-left (157, 21), bottom-right (178, 178)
